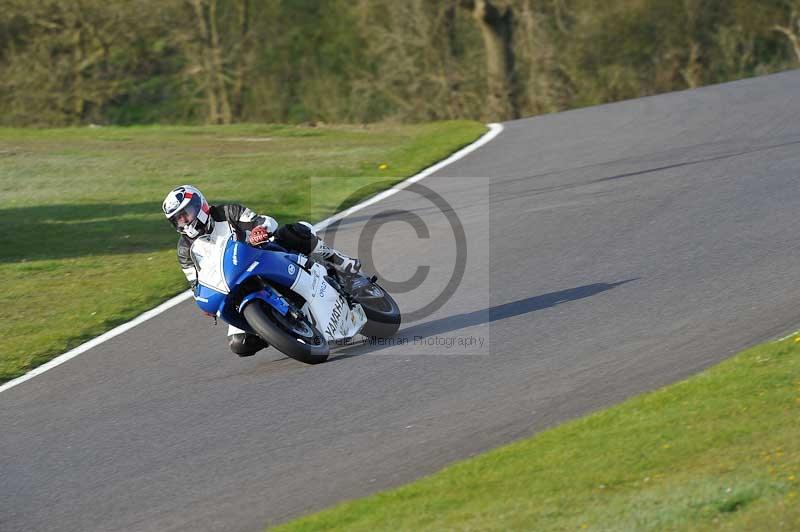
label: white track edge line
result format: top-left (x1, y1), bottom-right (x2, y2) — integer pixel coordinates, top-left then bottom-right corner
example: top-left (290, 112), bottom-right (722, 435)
top-left (0, 291), bottom-right (194, 393)
top-left (315, 123), bottom-right (503, 231)
top-left (0, 122), bottom-right (504, 394)
top-left (774, 329), bottom-right (800, 343)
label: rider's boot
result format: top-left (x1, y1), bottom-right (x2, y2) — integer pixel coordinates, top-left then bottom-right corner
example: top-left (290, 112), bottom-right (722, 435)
top-left (291, 221), bottom-right (361, 274)
top-left (311, 239), bottom-right (361, 275)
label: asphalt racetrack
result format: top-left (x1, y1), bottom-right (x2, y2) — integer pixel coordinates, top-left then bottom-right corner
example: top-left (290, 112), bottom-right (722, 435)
top-left (3, 71), bottom-right (800, 531)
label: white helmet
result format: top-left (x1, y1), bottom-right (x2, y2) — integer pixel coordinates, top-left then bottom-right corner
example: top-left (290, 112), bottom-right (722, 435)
top-left (162, 185), bottom-right (212, 238)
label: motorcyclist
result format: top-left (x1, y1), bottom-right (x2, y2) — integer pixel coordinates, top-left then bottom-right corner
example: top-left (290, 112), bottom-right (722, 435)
top-left (162, 185), bottom-right (360, 357)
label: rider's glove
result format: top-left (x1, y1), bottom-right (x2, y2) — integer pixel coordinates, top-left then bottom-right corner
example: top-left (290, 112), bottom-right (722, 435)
top-left (248, 225), bottom-right (270, 246)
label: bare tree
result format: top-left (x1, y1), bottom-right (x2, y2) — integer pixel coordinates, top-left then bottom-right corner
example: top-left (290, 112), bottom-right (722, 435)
top-left (773, 1), bottom-right (800, 62)
top-left (231, 0), bottom-right (250, 118)
top-left (462, 0), bottom-right (519, 119)
top-left (514, 0), bottom-right (566, 116)
top-left (0, 0), bottom-right (166, 125)
top-left (682, 0), bottom-right (704, 88)
top-left (186, 0), bottom-right (231, 124)
top-left (353, 0), bottom-right (484, 121)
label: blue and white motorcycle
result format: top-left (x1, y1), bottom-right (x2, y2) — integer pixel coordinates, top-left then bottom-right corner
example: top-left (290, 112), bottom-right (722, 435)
top-left (190, 230), bottom-right (401, 364)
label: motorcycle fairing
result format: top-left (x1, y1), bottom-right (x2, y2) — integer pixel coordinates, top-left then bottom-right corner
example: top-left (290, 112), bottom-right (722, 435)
top-left (238, 288), bottom-right (290, 315)
top-left (227, 241), bottom-right (301, 291)
top-left (289, 260), bottom-right (367, 341)
top-left (192, 233), bottom-right (299, 327)
top-left (192, 232), bottom-right (366, 341)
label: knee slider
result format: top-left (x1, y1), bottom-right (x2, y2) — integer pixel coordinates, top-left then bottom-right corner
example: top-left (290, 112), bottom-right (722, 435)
top-left (229, 333), bottom-right (260, 357)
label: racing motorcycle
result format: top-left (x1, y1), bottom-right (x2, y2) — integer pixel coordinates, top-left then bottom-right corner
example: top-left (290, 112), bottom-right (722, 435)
top-left (190, 230), bottom-right (401, 364)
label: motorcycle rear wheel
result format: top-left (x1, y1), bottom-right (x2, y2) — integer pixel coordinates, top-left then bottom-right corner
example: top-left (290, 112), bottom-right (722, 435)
top-left (242, 300), bottom-right (329, 364)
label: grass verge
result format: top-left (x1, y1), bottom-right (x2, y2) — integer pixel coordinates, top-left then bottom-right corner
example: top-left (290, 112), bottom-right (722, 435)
top-left (0, 121), bottom-right (486, 383)
top-left (274, 336), bottom-right (800, 531)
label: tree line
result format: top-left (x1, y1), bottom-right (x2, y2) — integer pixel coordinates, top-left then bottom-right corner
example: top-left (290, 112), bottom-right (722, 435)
top-left (1, 0), bottom-right (798, 126)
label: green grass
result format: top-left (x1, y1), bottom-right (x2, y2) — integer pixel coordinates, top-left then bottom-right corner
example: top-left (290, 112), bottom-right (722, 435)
top-left (0, 121), bottom-right (486, 383)
top-left (274, 336), bottom-right (800, 531)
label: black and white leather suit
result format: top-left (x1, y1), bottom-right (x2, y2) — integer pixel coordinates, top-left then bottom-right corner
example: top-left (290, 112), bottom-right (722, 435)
top-left (176, 203), bottom-right (319, 356)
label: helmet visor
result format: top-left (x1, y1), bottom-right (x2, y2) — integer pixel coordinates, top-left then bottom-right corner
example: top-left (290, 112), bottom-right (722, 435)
top-left (168, 194), bottom-right (202, 233)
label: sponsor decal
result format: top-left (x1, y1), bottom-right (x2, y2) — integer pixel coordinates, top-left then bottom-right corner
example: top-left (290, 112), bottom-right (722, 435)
top-left (288, 263), bottom-right (296, 275)
top-left (232, 243), bottom-right (239, 265)
top-left (310, 268), bottom-right (321, 297)
top-left (164, 195), bottom-right (181, 214)
top-left (325, 297), bottom-right (346, 338)
top-left (164, 186), bottom-right (188, 214)
top-left (319, 280), bottom-right (328, 298)
top-left (246, 261), bottom-right (259, 272)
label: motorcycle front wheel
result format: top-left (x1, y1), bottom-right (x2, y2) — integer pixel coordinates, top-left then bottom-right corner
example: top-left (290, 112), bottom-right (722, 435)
top-left (242, 300), bottom-right (329, 364)
top-left (350, 279), bottom-right (402, 339)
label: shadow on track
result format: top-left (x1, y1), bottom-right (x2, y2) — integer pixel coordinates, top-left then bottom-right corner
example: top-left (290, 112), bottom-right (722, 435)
top-left (330, 279), bottom-right (637, 360)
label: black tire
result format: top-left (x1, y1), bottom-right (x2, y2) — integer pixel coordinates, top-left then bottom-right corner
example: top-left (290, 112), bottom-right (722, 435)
top-left (242, 300), bottom-right (329, 364)
top-left (352, 281), bottom-right (401, 339)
